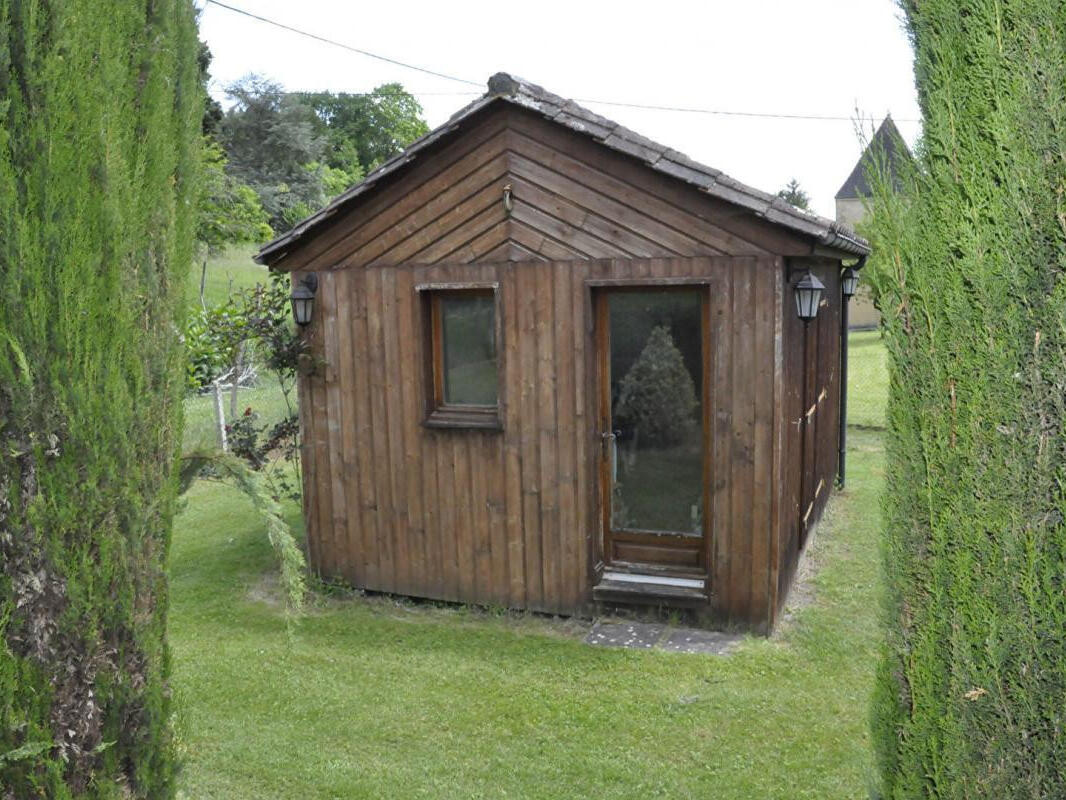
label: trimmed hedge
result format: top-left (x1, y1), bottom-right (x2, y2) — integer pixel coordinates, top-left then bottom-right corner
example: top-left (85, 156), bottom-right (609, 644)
top-left (865, 3), bottom-right (1066, 797)
top-left (0, 1), bottom-right (200, 797)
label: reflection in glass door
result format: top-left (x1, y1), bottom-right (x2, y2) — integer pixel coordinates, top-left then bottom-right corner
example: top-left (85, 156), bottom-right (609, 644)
top-left (597, 288), bottom-right (708, 570)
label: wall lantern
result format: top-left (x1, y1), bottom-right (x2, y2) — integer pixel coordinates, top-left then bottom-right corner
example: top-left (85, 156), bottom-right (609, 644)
top-left (793, 270), bottom-right (825, 323)
top-left (841, 267), bottom-right (860, 298)
top-left (291, 273), bottom-right (318, 327)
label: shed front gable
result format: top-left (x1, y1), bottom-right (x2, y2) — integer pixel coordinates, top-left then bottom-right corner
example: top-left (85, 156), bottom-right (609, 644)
top-left (267, 105), bottom-right (817, 274)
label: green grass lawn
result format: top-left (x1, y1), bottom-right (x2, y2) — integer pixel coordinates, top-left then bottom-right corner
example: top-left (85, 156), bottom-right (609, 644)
top-left (188, 244), bottom-right (269, 310)
top-left (171, 428), bottom-right (886, 798)
top-left (848, 330), bottom-right (888, 429)
top-left (183, 381), bottom-right (294, 452)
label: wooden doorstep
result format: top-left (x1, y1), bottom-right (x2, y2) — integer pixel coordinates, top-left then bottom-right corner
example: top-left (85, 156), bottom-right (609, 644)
top-left (593, 574), bottom-right (709, 607)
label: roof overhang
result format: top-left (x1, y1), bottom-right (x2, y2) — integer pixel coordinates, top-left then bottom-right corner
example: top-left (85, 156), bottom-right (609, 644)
top-left (256, 73), bottom-right (870, 267)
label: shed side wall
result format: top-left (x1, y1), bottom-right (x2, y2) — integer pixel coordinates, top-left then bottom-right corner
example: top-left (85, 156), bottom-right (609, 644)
top-left (777, 258), bottom-right (843, 613)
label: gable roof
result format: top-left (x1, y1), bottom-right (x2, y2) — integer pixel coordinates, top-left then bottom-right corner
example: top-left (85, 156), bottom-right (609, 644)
top-left (836, 116), bottom-right (912, 200)
top-left (256, 73), bottom-right (869, 265)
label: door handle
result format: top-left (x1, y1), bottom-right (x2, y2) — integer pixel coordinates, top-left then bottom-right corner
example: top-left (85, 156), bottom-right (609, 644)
top-left (600, 430), bottom-right (615, 456)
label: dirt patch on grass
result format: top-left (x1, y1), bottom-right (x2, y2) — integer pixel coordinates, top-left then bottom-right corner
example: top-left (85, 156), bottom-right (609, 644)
top-left (248, 574), bottom-right (596, 640)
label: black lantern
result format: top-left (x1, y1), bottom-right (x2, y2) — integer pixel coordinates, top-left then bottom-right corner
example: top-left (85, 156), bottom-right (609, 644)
top-left (291, 273), bottom-right (318, 327)
top-left (794, 270), bottom-right (824, 323)
top-left (841, 267), bottom-right (859, 298)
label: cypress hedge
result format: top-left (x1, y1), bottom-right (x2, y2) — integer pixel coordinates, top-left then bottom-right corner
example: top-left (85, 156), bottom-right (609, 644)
top-left (865, 3), bottom-right (1066, 796)
top-left (0, 1), bottom-right (200, 796)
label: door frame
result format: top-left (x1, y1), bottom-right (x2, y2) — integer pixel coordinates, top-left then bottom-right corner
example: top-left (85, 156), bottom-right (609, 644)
top-left (591, 281), bottom-right (713, 578)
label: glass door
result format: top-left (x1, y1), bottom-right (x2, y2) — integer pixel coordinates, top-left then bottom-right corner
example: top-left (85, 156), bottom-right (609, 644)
top-left (596, 287), bottom-right (709, 572)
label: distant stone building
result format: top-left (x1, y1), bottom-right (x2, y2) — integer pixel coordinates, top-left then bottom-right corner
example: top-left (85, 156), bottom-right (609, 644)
top-left (835, 116), bottom-right (912, 328)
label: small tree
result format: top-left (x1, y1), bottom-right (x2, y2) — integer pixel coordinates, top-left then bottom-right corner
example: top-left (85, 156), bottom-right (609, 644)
top-left (197, 138), bottom-right (273, 258)
top-left (185, 272), bottom-right (306, 502)
top-left (616, 325), bottom-right (698, 446)
top-left (777, 178), bottom-right (811, 210)
top-left (219, 75), bottom-right (328, 231)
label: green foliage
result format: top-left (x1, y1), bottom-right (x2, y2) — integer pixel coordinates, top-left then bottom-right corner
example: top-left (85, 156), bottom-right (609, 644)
top-left (184, 271), bottom-right (306, 505)
top-left (219, 75), bottom-right (327, 231)
top-left (178, 450), bottom-right (305, 615)
top-left (197, 40), bottom-right (223, 137)
top-left (310, 159), bottom-right (364, 200)
top-left (0, 0), bottom-right (200, 796)
top-left (864, 4), bottom-right (1066, 797)
top-left (296, 83), bottom-right (430, 173)
top-left (616, 325), bottom-right (698, 446)
top-left (218, 77), bottom-right (427, 231)
top-left (196, 138), bottom-right (273, 256)
top-left (776, 178), bottom-right (811, 210)
top-left (184, 302), bottom-right (248, 390)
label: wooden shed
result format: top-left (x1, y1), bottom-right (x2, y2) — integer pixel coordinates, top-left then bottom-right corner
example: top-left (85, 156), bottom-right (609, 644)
top-left (255, 73), bottom-right (870, 633)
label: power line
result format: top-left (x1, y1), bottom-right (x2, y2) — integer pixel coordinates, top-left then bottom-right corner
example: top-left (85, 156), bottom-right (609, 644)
top-left (203, 0), bottom-right (919, 125)
top-left (576, 97), bottom-right (920, 124)
top-left (203, 0), bottom-right (482, 87)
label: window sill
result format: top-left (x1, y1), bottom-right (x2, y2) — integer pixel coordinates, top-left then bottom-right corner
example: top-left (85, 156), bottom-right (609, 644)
top-left (423, 407), bottom-right (502, 431)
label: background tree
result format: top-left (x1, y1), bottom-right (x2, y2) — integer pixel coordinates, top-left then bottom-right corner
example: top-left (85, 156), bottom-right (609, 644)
top-left (296, 84), bottom-right (430, 174)
top-left (776, 178), bottom-right (810, 210)
top-left (197, 138), bottom-right (273, 259)
top-left (218, 75), bottom-right (330, 231)
top-left (218, 77), bottom-right (428, 232)
top-left (0, 0), bottom-right (200, 796)
top-left (865, 3), bottom-right (1066, 797)
top-left (197, 41), bottom-right (224, 136)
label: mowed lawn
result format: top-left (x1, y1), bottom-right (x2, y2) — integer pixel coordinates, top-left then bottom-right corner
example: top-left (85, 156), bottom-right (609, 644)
top-left (187, 244), bottom-right (268, 310)
top-left (172, 326), bottom-right (888, 798)
top-left (173, 475), bottom-right (885, 794)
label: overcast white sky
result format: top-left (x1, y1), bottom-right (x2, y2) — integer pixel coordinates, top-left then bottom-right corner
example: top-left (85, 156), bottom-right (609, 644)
top-left (196, 0), bottom-right (920, 219)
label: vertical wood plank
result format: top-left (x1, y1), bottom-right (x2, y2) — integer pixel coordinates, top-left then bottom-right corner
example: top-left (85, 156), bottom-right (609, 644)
top-left (768, 257), bottom-right (785, 627)
top-left (435, 425), bottom-right (460, 601)
top-left (453, 433), bottom-right (475, 601)
top-left (750, 258), bottom-right (775, 629)
top-left (468, 431), bottom-right (491, 604)
top-left (484, 430), bottom-right (508, 606)
top-left (364, 267), bottom-right (396, 589)
top-left (428, 264), bottom-right (460, 601)
top-left (380, 268), bottom-right (410, 594)
top-left (395, 267), bottom-right (426, 594)
top-left (502, 265), bottom-right (527, 608)
top-left (571, 261), bottom-right (592, 605)
top-left (698, 257), bottom-right (714, 578)
top-left (517, 264), bottom-right (544, 610)
top-left (333, 270), bottom-right (361, 586)
top-left (320, 275), bottom-right (347, 579)
top-left (730, 259), bottom-right (756, 622)
top-left (414, 277), bottom-right (443, 599)
top-left (349, 267), bottom-right (380, 590)
top-left (535, 263), bottom-right (561, 613)
top-left (553, 260), bottom-right (579, 609)
top-left (711, 258), bottom-right (734, 615)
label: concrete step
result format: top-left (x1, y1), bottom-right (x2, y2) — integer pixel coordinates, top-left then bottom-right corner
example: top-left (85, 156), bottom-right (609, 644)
top-left (593, 571), bottom-right (708, 607)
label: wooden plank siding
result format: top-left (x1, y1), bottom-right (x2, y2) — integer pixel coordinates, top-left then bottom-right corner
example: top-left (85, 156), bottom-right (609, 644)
top-left (298, 255), bottom-right (792, 626)
top-left (775, 258), bottom-right (843, 620)
top-left (283, 104), bottom-right (851, 630)
top-left (270, 105), bottom-right (811, 275)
